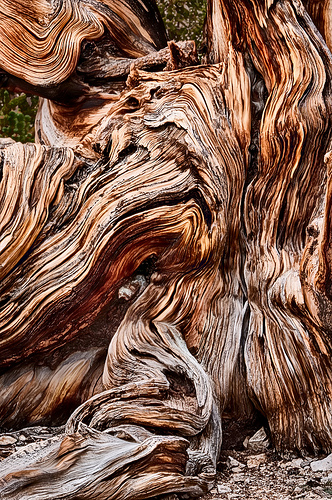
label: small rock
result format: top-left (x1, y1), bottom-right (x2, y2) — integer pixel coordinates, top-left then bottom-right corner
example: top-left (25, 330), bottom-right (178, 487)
top-left (321, 473), bottom-right (332, 485)
top-left (293, 486), bottom-right (302, 494)
top-left (227, 456), bottom-right (245, 469)
top-left (19, 435), bottom-right (26, 442)
top-left (247, 427), bottom-right (270, 452)
top-left (227, 456), bottom-right (241, 467)
top-left (310, 454), bottom-right (332, 472)
top-left (243, 436), bottom-right (250, 448)
top-left (0, 435), bottom-right (17, 446)
top-left (118, 285), bottom-right (137, 300)
top-left (247, 453), bottom-right (267, 469)
top-left (118, 276), bottom-right (146, 300)
top-left (285, 458), bottom-right (303, 468)
top-left (231, 466), bottom-right (244, 473)
top-left (217, 484), bottom-right (232, 494)
top-left (232, 474), bottom-right (246, 483)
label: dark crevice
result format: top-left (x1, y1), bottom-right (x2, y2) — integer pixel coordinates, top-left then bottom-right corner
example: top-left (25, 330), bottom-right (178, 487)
top-left (220, 413), bottom-right (268, 450)
top-left (164, 369), bottom-right (196, 398)
top-left (276, 187), bottom-right (289, 251)
top-left (135, 254), bottom-right (158, 281)
top-left (102, 137), bottom-right (112, 157)
top-left (242, 53), bottom-right (268, 198)
top-left (298, 74), bottom-right (314, 107)
top-left (238, 54), bottom-right (269, 391)
top-left (239, 301), bottom-right (250, 375)
top-left (144, 64), bottom-right (166, 73)
top-left (0, 254), bottom-right (157, 381)
top-left (239, 53), bottom-right (268, 296)
top-left (0, 152), bottom-right (4, 183)
top-left (117, 144), bottom-right (138, 161)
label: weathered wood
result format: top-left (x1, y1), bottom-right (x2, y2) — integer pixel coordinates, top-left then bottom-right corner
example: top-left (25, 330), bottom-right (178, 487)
top-left (2, 0), bottom-right (332, 498)
top-left (0, 0), bottom-right (167, 94)
top-left (207, 0), bottom-right (332, 452)
top-left (0, 64), bottom-right (240, 496)
top-left (35, 40), bottom-right (199, 153)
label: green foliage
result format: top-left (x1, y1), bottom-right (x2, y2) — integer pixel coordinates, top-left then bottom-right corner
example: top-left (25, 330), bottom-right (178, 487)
top-left (157, 0), bottom-right (207, 46)
top-left (0, 90), bottom-right (39, 143)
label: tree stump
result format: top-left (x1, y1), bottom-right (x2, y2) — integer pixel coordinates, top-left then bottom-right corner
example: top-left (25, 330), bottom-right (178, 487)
top-left (1, 0), bottom-right (332, 498)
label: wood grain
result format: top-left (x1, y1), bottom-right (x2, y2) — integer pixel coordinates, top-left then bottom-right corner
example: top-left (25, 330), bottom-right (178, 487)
top-left (0, 0), bottom-right (166, 88)
top-left (2, 0), bottom-right (332, 498)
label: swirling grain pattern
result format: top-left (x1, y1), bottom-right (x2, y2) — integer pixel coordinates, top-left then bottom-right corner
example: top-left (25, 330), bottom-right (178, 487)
top-left (211, 0), bottom-right (332, 451)
top-left (0, 0), bottom-right (166, 86)
top-left (0, 61), bottom-right (249, 497)
top-left (2, 0), bottom-right (332, 498)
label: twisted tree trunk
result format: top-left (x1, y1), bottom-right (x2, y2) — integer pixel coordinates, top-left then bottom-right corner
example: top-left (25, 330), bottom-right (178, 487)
top-left (1, 0), bottom-right (332, 498)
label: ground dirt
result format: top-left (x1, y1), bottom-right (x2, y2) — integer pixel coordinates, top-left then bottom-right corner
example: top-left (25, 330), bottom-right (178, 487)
top-left (202, 448), bottom-right (332, 500)
top-left (1, 427), bottom-right (332, 499)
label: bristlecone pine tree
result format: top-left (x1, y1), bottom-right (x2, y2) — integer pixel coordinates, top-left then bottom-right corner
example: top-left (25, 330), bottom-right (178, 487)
top-left (0, 0), bottom-right (332, 498)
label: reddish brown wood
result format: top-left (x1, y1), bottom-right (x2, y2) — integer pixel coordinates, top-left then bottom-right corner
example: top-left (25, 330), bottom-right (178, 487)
top-left (1, 0), bottom-right (332, 498)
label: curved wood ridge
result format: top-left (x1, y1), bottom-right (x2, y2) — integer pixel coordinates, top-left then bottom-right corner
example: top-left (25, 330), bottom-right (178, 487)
top-left (0, 0), bottom-right (166, 88)
top-left (302, 0), bottom-right (332, 53)
top-left (2, 0), bottom-right (332, 498)
top-left (0, 61), bottom-right (248, 497)
top-left (35, 40), bottom-right (199, 153)
top-left (207, 0), bottom-right (332, 451)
